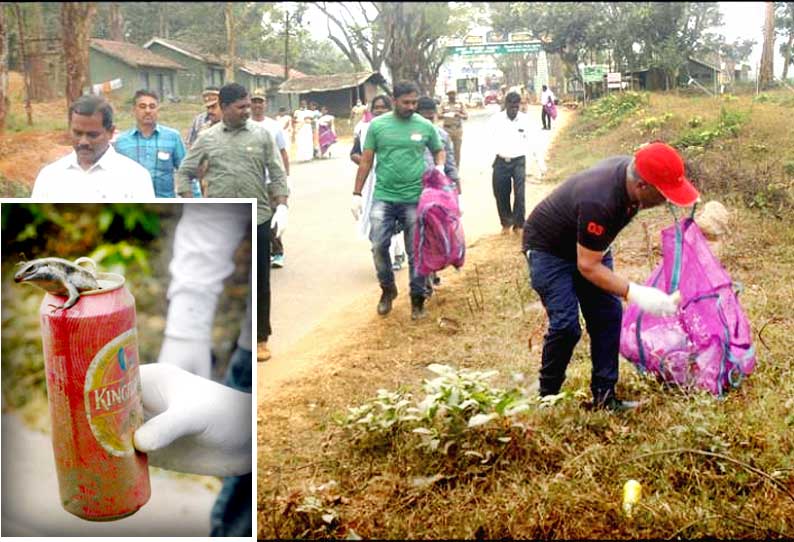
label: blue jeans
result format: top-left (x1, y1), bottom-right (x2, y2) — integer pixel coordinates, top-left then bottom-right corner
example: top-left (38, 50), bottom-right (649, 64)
top-left (210, 346), bottom-right (252, 537)
top-left (369, 199), bottom-right (427, 297)
top-left (527, 249), bottom-right (622, 401)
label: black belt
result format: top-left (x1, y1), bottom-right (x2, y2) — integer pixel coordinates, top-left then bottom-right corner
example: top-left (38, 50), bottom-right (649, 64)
top-left (497, 155), bottom-right (525, 163)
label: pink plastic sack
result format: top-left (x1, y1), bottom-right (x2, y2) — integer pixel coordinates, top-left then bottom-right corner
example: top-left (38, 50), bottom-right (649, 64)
top-left (544, 101), bottom-right (558, 120)
top-left (620, 217), bottom-right (756, 396)
top-left (413, 168), bottom-right (465, 276)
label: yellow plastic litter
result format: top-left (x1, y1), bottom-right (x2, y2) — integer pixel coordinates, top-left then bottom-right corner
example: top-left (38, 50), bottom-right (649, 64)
top-left (622, 479), bottom-right (642, 518)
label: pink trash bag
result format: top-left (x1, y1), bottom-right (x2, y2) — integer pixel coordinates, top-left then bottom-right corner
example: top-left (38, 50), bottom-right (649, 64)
top-left (413, 168), bottom-right (465, 276)
top-left (620, 215), bottom-right (756, 396)
top-left (544, 101), bottom-right (558, 120)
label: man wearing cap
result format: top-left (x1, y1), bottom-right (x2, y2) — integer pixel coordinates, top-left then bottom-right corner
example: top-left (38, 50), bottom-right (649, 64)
top-left (440, 89), bottom-right (467, 168)
top-left (522, 142), bottom-right (699, 411)
top-left (175, 83), bottom-right (289, 363)
top-left (187, 87), bottom-right (221, 147)
top-left (250, 89), bottom-right (291, 269)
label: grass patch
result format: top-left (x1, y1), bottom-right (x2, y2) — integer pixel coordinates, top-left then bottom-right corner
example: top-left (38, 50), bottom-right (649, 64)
top-left (259, 91), bottom-right (794, 539)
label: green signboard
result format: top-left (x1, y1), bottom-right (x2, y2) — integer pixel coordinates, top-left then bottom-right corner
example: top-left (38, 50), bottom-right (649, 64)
top-left (447, 42), bottom-right (541, 56)
top-left (583, 65), bottom-right (607, 83)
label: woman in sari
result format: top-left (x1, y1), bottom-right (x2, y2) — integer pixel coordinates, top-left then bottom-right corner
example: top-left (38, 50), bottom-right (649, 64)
top-left (294, 101), bottom-right (314, 162)
top-left (317, 106), bottom-right (337, 158)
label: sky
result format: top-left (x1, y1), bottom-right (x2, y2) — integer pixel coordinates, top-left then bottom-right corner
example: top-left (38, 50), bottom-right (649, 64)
top-left (305, 2), bottom-right (785, 78)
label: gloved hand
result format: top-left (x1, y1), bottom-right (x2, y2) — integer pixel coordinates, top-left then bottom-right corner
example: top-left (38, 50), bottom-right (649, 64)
top-left (133, 363), bottom-right (251, 477)
top-left (457, 192), bottom-right (465, 216)
top-left (435, 164), bottom-right (445, 175)
top-left (351, 194), bottom-right (363, 220)
top-left (157, 336), bottom-right (212, 379)
top-left (271, 204), bottom-right (288, 239)
top-left (626, 283), bottom-right (681, 317)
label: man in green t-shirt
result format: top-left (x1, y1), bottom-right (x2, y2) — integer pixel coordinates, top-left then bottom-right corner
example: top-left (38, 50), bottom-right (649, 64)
top-left (351, 81), bottom-right (445, 320)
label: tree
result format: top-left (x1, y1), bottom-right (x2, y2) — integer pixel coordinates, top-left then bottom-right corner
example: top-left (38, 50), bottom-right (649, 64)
top-left (12, 3), bottom-right (32, 125)
top-left (61, 2), bottom-right (96, 114)
top-left (312, 1), bottom-right (384, 72)
top-left (0, 4), bottom-right (8, 132)
top-left (224, 2), bottom-right (236, 82)
top-left (776, 2), bottom-right (794, 80)
top-left (109, 3), bottom-right (124, 41)
top-left (760, 1), bottom-right (775, 89)
top-left (313, 2), bottom-right (471, 93)
top-left (295, 38), bottom-right (356, 75)
top-left (489, 2), bottom-right (607, 86)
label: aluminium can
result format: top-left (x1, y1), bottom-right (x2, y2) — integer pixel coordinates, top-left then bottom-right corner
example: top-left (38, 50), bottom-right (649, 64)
top-left (39, 271), bottom-right (150, 521)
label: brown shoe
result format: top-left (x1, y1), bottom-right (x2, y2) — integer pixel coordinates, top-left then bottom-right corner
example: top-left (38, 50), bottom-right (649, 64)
top-left (257, 341), bottom-right (271, 362)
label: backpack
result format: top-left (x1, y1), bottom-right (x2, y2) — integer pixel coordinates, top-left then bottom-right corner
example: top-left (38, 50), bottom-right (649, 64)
top-left (413, 168), bottom-right (466, 276)
top-left (619, 208), bottom-right (756, 396)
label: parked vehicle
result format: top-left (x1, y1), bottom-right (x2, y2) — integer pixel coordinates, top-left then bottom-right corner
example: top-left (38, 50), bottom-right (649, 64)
top-left (484, 91), bottom-right (500, 105)
top-left (466, 92), bottom-right (484, 108)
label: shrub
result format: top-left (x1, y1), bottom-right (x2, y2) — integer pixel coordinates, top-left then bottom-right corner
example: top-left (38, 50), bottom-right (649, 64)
top-left (336, 364), bottom-right (534, 455)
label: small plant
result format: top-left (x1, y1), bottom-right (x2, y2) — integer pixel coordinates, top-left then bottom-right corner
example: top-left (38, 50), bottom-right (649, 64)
top-left (673, 107), bottom-right (747, 150)
top-left (336, 364), bottom-right (534, 454)
top-left (687, 115), bottom-right (704, 128)
top-left (636, 112), bottom-right (674, 133)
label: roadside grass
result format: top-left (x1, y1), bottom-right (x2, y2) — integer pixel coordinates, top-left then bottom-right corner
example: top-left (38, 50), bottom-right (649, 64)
top-left (259, 90), bottom-right (794, 539)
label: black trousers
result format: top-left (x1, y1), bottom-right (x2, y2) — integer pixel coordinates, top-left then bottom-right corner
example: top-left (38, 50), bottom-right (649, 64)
top-left (257, 221), bottom-right (271, 341)
top-left (270, 232), bottom-right (284, 257)
top-left (492, 155), bottom-right (526, 229)
top-left (541, 107), bottom-right (552, 129)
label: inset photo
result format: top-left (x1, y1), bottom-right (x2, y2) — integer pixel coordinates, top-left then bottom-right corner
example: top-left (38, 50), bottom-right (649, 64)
top-left (1, 201), bottom-right (254, 537)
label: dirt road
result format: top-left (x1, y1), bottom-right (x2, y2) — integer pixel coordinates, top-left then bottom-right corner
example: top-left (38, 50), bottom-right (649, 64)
top-left (260, 104), bottom-right (571, 399)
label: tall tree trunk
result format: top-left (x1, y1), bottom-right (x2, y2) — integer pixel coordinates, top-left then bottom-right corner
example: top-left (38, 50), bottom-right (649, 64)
top-left (27, 3), bottom-right (53, 101)
top-left (224, 2), bottom-right (235, 83)
top-left (158, 4), bottom-right (168, 38)
top-left (61, 2), bottom-right (96, 118)
top-left (783, 32), bottom-right (793, 81)
top-left (759, 1), bottom-right (775, 89)
top-left (108, 3), bottom-right (124, 41)
top-left (13, 4), bottom-right (33, 125)
top-left (0, 4), bottom-right (8, 132)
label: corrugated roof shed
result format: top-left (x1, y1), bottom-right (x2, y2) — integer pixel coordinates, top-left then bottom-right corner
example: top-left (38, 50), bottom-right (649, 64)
top-left (90, 39), bottom-right (184, 70)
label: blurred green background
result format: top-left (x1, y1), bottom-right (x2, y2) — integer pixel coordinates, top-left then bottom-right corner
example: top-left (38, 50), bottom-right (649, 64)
top-left (1, 202), bottom-right (251, 430)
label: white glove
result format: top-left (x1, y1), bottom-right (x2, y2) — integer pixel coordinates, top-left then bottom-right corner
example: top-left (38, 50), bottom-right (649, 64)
top-left (271, 203), bottom-right (288, 239)
top-left (457, 192), bottom-right (464, 216)
top-left (626, 283), bottom-right (681, 317)
top-left (435, 164), bottom-right (445, 174)
top-left (157, 336), bottom-right (212, 379)
top-left (133, 363), bottom-right (251, 477)
top-left (351, 194), bottom-right (363, 220)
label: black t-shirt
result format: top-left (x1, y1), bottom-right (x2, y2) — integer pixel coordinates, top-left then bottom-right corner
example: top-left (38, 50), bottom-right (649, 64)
top-left (522, 156), bottom-right (639, 261)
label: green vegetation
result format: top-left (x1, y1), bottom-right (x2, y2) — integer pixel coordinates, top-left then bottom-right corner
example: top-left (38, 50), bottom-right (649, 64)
top-left (260, 90), bottom-right (794, 539)
top-left (672, 106), bottom-right (747, 150)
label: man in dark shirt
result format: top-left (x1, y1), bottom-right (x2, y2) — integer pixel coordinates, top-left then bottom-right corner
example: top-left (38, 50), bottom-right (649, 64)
top-left (522, 142), bottom-right (699, 411)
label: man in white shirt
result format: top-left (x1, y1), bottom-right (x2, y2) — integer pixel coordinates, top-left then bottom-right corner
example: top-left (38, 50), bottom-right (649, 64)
top-left (250, 89), bottom-right (290, 268)
top-left (32, 95), bottom-right (154, 200)
top-left (488, 91), bottom-right (546, 234)
top-left (540, 84), bottom-right (556, 130)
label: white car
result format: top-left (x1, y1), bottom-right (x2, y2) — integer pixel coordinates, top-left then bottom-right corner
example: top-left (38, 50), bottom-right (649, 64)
top-left (466, 92), bottom-right (484, 108)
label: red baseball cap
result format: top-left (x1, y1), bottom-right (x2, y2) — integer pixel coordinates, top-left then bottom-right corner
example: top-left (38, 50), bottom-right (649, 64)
top-left (634, 142), bottom-right (699, 206)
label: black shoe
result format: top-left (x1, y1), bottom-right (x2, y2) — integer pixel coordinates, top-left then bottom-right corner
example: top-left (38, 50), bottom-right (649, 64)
top-left (588, 396), bottom-right (640, 413)
top-left (410, 294), bottom-right (427, 320)
top-left (377, 285), bottom-right (398, 316)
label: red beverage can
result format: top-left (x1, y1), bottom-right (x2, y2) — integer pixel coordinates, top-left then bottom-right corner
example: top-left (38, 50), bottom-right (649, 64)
top-left (39, 270), bottom-right (150, 520)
